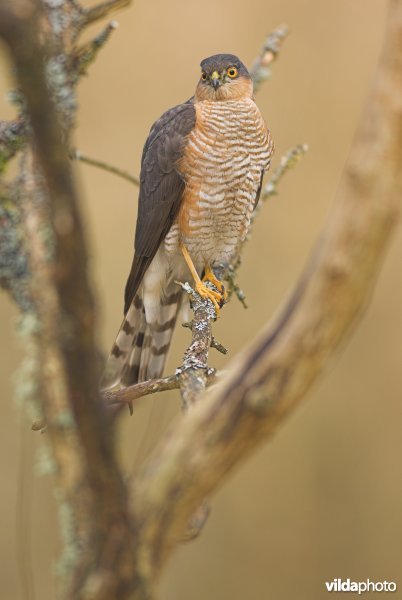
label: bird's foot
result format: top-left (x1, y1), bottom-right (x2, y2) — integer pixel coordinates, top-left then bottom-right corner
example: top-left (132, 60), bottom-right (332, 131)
top-left (195, 280), bottom-right (224, 315)
top-left (202, 266), bottom-right (228, 303)
top-left (195, 266), bottom-right (228, 315)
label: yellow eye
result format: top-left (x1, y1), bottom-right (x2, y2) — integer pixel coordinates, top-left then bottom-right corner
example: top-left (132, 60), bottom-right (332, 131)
top-left (227, 66), bottom-right (238, 78)
top-left (201, 71), bottom-right (207, 81)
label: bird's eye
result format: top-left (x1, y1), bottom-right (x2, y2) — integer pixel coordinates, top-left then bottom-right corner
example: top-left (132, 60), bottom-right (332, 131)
top-left (227, 67), bottom-right (238, 78)
top-left (201, 72), bottom-right (207, 81)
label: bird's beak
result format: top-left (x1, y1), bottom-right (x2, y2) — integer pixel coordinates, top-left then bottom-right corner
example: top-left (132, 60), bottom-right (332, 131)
top-left (210, 71), bottom-right (221, 90)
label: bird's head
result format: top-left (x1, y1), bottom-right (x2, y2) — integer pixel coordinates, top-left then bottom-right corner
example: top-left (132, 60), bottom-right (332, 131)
top-left (195, 54), bottom-right (253, 101)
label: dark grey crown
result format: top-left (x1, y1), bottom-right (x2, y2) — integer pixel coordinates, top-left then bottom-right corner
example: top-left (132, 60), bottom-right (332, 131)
top-left (200, 54), bottom-right (250, 78)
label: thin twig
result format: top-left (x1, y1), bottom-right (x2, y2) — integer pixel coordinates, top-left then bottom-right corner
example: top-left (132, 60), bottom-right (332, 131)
top-left (72, 21), bottom-right (119, 78)
top-left (224, 263), bottom-right (248, 308)
top-left (260, 143), bottom-right (309, 202)
top-left (250, 24), bottom-right (289, 92)
top-left (0, 5), bottom-right (122, 174)
top-left (82, 0), bottom-right (131, 27)
top-left (71, 149), bottom-right (140, 186)
top-left (103, 374), bottom-right (179, 411)
top-left (104, 367), bottom-right (218, 416)
top-left (210, 336), bottom-right (228, 355)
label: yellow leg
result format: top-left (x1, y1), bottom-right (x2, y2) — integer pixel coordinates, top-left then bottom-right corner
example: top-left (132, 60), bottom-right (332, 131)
top-left (180, 243), bottom-right (225, 314)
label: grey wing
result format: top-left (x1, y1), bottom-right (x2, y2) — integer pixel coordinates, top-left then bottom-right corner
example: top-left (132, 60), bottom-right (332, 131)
top-left (124, 99), bottom-right (196, 315)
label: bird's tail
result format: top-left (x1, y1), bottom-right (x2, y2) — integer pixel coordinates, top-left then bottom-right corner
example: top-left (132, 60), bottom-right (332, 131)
top-left (101, 281), bottom-right (183, 390)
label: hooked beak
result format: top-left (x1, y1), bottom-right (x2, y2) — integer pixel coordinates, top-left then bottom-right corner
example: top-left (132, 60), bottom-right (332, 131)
top-left (210, 70), bottom-right (221, 90)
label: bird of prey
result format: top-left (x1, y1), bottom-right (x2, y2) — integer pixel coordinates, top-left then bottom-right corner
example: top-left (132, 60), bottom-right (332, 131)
top-left (102, 53), bottom-right (274, 390)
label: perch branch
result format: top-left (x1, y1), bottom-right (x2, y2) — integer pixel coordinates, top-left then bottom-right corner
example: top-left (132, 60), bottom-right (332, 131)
top-left (130, 0), bottom-right (402, 587)
top-left (176, 282), bottom-right (216, 410)
top-left (104, 284), bottom-right (220, 540)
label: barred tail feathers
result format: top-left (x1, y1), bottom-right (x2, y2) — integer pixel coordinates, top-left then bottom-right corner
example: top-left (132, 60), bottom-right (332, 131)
top-left (101, 284), bottom-right (182, 390)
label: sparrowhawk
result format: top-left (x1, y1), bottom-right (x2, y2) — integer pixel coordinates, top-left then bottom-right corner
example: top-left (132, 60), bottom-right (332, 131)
top-left (102, 53), bottom-right (274, 389)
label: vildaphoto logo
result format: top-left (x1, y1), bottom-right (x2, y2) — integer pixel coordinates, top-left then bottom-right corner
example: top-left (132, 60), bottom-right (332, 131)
top-left (325, 579), bottom-right (397, 594)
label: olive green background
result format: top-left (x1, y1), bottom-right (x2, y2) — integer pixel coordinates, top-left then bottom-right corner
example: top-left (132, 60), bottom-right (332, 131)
top-left (1, 1), bottom-right (401, 598)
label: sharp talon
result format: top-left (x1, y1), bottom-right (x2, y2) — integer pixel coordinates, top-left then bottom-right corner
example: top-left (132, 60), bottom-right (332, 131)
top-left (201, 265), bottom-right (228, 311)
top-left (179, 245), bottom-right (227, 315)
top-left (195, 281), bottom-right (222, 315)
top-left (203, 267), bottom-right (226, 292)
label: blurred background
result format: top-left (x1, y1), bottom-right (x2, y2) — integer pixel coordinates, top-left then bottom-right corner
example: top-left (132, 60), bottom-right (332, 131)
top-left (1, 0), bottom-right (401, 598)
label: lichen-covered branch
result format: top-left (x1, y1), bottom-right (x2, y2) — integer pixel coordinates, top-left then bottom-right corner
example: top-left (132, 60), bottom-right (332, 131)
top-left (0, 181), bottom-right (33, 311)
top-left (176, 282), bottom-right (216, 410)
top-left (0, 119), bottom-right (28, 172)
top-left (0, 0), bottom-right (124, 178)
top-left (72, 20), bottom-right (119, 78)
top-left (0, 1), bottom-right (138, 598)
top-left (130, 0), bottom-right (402, 589)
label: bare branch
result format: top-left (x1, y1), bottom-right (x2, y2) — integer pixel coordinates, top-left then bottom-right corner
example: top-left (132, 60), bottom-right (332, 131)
top-left (0, 1), bottom-right (138, 597)
top-left (131, 0), bottom-right (402, 586)
top-left (250, 24), bottom-right (289, 92)
top-left (72, 20), bottom-right (119, 78)
top-left (104, 374), bottom-right (179, 412)
top-left (71, 149), bottom-right (140, 186)
top-left (0, 4), bottom-right (120, 174)
top-left (260, 143), bottom-right (309, 202)
top-left (82, 0), bottom-right (131, 27)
